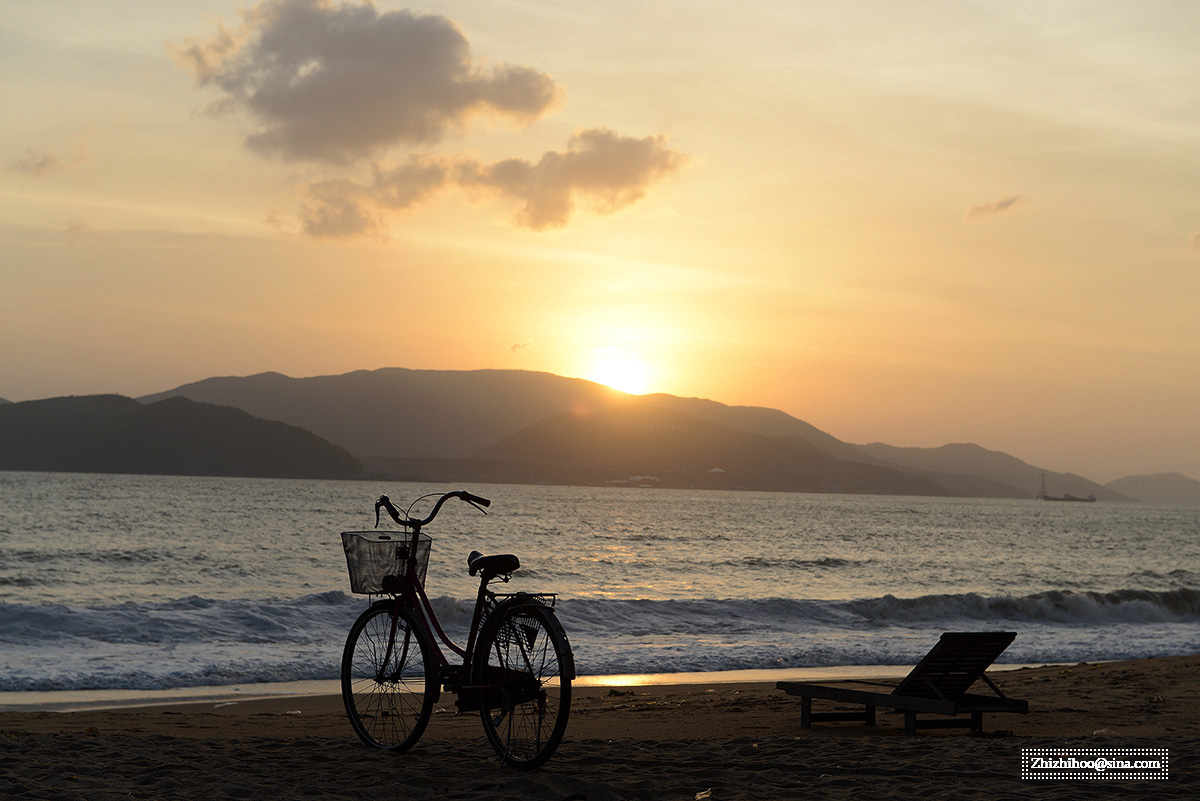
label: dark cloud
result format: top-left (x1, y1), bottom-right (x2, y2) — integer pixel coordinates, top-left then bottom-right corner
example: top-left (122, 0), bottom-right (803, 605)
top-left (299, 178), bottom-right (383, 238)
top-left (178, 3), bottom-right (686, 234)
top-left (175, 0), bottom-right (562, 163)
top-left (298, 128), bottom-right (686, 237)
top-left (456, 128), bottom-right (687, 230)
top-left (299, 157), bottom-right (449, 238)
top-left (965, 194), bottom-right (1030, 221)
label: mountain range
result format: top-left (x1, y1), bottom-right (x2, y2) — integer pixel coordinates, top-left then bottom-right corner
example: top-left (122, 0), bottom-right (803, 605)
top-left (122, 367), bottom-right (1196, 504)
top-left (3, 368), bottom-right (1196, 502)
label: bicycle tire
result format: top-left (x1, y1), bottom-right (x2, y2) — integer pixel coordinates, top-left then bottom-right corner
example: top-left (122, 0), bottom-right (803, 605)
top-left (341, 603), bottom-right (436, 752)
top-left (472, 601), bottom-right (573, 768)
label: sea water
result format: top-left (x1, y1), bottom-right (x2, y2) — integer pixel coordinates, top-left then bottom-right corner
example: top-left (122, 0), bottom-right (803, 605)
top-left (1, 471), bottom-right (1198, 694)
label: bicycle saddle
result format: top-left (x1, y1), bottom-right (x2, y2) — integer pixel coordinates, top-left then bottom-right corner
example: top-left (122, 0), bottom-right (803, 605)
top-left (467, 550), bottom-right (520, 578)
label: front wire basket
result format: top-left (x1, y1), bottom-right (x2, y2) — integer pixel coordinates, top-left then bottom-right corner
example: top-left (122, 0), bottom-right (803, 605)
top-left (340, 530), bottom-right (431, 595)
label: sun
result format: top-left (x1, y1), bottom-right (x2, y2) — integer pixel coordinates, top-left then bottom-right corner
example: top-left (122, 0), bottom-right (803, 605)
top-left (587, 349), bottom-right (652, 395)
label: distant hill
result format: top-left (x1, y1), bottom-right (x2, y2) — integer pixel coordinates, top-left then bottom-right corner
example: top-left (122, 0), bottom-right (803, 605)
top-left (1107, 473), bottom-right (1200, 506)
top-left (640, 394), bottom-right (873, 464)
top-left (476, 402), bottom-right (947, 494)
top-left (856, 442), bottom-right (1128, 501)
top-left (141, 369), bottom-right (630, 459)
top-left (0, 395), bottom-right (363, 479)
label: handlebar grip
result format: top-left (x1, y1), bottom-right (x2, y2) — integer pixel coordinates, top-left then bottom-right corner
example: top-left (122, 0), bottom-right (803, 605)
top-left (462, 491), bottom-right (491, 508)
top-left (375, 494), bottom-right (405, 527)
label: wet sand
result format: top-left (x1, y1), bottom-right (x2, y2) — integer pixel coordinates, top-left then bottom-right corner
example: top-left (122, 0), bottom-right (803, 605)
top-left (2, 656), bottom-right (1197, 799)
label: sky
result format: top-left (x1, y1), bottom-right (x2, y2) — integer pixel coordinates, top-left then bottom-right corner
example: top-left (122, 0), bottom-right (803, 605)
top-left (3, 0), bottom-right (1199, 484)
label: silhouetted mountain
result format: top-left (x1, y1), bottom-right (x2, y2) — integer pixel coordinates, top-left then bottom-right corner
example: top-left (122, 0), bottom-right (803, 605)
top-left (143, 368), bottom-right (948, 493)
top-left (139, 367), bottom-right (1148, 498)
top-left (1107, 473), bottom-right (1200, 506)
top-left (0, 397), bottom-right (10, 404)
top-left (475, 401), bottom-right (947, 494)
top-left (855, 441), bottom-right (1128, 501)
top-left (142, 369), bottom-right (629, 459)
top-left (641, 394), bottom-right (872, 463)
top-left (0, 395), bottom-right (362, 479)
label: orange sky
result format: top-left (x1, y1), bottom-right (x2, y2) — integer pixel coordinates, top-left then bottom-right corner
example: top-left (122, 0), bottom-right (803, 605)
top-left (3, 1), bottom-right (1199, 483)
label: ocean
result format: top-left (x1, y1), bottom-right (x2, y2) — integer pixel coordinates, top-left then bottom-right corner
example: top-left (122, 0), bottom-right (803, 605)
top-left (2, 471), bottom-right (1198, 697)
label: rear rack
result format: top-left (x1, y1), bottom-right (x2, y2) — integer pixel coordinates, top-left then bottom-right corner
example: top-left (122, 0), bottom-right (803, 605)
top-left (492, 591), bottom-right (558, 608)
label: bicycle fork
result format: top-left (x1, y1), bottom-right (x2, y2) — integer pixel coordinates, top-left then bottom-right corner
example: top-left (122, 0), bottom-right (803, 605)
top-left (378, 600), bottom-right (412, 683)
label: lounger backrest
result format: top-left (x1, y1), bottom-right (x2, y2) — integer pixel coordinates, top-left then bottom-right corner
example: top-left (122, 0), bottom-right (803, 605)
top-left (891, 631), bottom-right (1016, 701)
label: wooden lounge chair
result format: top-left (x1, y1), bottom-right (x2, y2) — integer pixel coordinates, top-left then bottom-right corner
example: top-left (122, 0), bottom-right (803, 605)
top-left (777, 631), bottom-right (1028, 734)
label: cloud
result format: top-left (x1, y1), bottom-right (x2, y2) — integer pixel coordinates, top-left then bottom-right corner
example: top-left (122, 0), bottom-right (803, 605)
top-left (455, 128), bottom-right (688, 230)
top-left (6, 144), bottom-right (87, 177)
top-left (300, 157), bottom-right (449, 237)
top-left (510, 339), bottom-right (535, 353)
top-left (1188, 232), bottom-right (1200, 252)
top-left (175, 0), bottom-right (562, 163)
top-left (965, 194), bottom-right (1030, 221)
top-left (298, 128), bottom-right (686, 237)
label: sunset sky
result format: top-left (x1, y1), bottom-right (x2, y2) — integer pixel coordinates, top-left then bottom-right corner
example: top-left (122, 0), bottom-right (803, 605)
top-left (4, 1), bottom-right (1199, 483)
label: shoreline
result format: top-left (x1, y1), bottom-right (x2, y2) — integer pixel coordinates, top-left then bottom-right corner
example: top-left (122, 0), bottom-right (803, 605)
top-left (3, 654), bottom-right (1196, 800)
top-left (0, 663), bottom-right (1059, 713)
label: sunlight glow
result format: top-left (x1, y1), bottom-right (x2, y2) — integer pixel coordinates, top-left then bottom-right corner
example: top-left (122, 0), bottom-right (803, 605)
top-left (587, 349), bottom-right (652, 395)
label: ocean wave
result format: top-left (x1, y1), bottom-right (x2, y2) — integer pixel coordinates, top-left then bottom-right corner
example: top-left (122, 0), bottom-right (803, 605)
top-left (557, 588), bottom-right (1200, 637)
top-left (715, 556), bottom-right (868, 570)
top-left (2, 587), bottom-right (1199, 690)
top-left (844, 588), bottom-right (1200, 626)
top-left (3, 588), bottom-right (1195, 649)
top-left (1, 547), bottom-right (167, 565)
top-left (1125, 568), bottom-right (1199, 587)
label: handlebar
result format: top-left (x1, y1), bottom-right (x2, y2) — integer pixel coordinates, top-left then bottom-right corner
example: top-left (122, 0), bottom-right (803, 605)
top-left (374, 490), bottom-right (491, 529)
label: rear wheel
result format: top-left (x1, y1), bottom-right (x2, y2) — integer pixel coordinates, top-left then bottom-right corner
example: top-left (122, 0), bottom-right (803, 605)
top-left (473, 603), bottom-right (572, 768)
top-left (341, 603), bottom-right (436, 752)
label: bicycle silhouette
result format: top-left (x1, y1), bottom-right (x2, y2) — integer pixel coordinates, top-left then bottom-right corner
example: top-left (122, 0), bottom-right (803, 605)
top-left (339, 490), bottom-right (574, 768)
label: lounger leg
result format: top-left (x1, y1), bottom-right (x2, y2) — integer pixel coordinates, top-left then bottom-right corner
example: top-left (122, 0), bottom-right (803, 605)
top-left (971, 712), bottom-right (982, 735)
top-left (865, 704), bottom-right (875, 726)
top-left (904, 712), bottom-right (916, 735)
top-left (801, 697), bottom-right (812, 728)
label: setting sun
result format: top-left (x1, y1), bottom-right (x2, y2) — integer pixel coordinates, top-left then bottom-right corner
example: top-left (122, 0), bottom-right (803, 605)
top-left (587, 349), bottom-right (652, 395)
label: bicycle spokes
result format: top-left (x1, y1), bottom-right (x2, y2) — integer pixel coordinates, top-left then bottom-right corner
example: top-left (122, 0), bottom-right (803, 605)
top-left (341, 605), bottom-right (435, 753)
top-left (475, 604), bottom-right (571, 768)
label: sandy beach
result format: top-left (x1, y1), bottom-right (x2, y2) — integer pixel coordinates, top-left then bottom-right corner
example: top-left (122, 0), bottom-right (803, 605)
top-left (2, 656), bottom-right (1196, 800)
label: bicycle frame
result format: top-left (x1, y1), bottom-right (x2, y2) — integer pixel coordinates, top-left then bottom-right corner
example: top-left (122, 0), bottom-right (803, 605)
top-left (377, 516), bottom-right (498, 696)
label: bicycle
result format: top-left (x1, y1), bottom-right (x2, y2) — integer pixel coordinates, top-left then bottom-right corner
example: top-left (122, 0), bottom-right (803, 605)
top-left (338, 489), bottom-right (574, 769)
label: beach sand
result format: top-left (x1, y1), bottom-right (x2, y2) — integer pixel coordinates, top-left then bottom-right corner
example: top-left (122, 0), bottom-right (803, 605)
top-left (2, 656), bottom-right (1197, 800)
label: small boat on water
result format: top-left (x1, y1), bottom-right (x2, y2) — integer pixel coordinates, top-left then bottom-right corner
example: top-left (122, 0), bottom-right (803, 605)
top-left (1037, 475), bottom-right (1096, 502)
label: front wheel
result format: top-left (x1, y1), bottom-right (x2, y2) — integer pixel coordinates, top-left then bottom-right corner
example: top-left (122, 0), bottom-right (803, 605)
top-left (472, 602), bottom-right (573, 768)
top-left (341, 603), bottom-right (436, 752)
